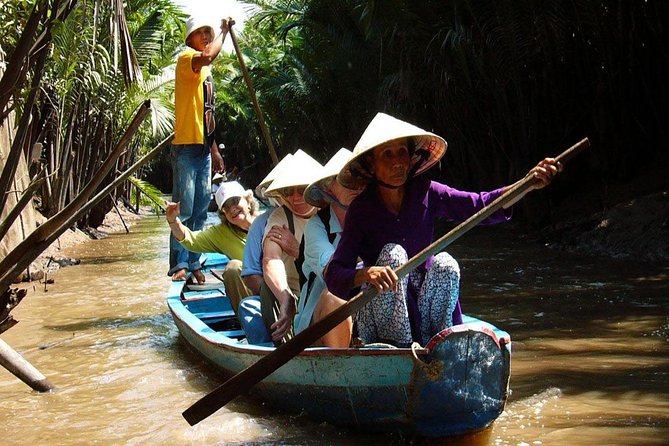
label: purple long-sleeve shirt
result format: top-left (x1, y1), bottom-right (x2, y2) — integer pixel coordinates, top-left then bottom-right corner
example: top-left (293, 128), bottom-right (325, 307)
top-left (324, 176), bottom-right (510, 335)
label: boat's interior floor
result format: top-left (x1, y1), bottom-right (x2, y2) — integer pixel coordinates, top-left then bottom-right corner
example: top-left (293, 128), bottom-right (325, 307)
top-left (179, 274), bottom-right (407, 350)
top-left (181, 274), bottom-right (245, 340)
top-left (177, 264), bottom-right (505, 353)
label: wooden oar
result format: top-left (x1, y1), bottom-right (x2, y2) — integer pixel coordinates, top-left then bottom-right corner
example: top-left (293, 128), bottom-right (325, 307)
top-left (182, 137), bottom-right (590, 425)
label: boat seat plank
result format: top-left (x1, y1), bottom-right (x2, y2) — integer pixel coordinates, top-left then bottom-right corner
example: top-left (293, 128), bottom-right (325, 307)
top-left (186, 282), bottom-right (225, 291)
top-left (192, 310), bottom-right (235, 320)
top-left (219, 329), bottom-right (245, 338)
top-left (182, 290), bottom-right (226, 301)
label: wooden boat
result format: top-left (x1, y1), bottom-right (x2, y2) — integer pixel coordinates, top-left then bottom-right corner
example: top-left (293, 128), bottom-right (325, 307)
top-left (168, 253), bottom-right (511, 437)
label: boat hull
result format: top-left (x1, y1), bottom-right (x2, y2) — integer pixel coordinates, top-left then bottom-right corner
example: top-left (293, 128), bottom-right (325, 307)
top-left (168, 255), bottom-right (511, 436)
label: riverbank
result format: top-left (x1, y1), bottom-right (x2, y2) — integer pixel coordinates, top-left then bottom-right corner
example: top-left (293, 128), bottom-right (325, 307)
top-left (15, 202), bottom-right (153, 283)
top-left (535, 190), bottom-right (669, 263)
top-left (18, 187), bottom-right (669, 285)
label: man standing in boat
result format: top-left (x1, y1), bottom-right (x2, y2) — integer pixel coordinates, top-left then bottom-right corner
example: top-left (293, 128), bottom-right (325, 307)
top-left (325, 113), bottom-right (562, 347)
top-left (167, 15), bottom-right (231, 283)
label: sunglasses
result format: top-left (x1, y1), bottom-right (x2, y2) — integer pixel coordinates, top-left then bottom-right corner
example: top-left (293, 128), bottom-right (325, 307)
top-left (222, 196), bottom-right (242, 212)
top-left (279, 187), bottom-right (306, 198)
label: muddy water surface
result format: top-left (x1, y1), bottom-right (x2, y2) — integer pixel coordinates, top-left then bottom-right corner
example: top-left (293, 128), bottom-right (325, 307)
top-left (1, 217), bottom-right (668, 445)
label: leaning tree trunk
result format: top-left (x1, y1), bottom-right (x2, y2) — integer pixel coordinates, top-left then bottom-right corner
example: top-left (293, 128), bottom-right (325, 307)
top-left (0, 101), bottom-right (152, 295)
top-left (0, 63), bottom-right (41, 281)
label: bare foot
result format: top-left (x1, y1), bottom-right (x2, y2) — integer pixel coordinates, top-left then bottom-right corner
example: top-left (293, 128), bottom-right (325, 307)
top-left (171, 268), bottom-right (187, 281)
top-left (192, 269), bottom-right (206, 284)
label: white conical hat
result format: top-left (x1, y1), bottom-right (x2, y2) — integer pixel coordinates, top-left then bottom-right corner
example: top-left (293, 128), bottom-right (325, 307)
top-left (303, 148), bottom-right (355, 208)
top-left (338, 112), bottom-right (447, 189)
top-left (255, 153), bottom-right (293, 198)
top-left (264, 150), bottom-right (323, 198)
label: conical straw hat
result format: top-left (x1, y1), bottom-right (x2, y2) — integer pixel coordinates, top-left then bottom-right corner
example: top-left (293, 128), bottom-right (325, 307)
top-left (255, 153), bottom-right (293, 198)
top-left (338, 112), bottom-right (447, 189)
top-left (303, 148), bottom-right (355, 208)
top-left (264, 150), bottom-right (323, 198)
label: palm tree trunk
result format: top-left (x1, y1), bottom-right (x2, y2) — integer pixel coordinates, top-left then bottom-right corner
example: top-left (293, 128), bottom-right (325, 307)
top-left (0, 1), bottom-right (47, 126)
top-left (0, 100), bottom-right (152, 293)
top-left (0, 46), bottom-right (48, 213)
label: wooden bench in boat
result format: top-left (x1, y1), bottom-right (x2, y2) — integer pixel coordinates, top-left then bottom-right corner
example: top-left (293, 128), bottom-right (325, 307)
top-left (219, 329), bottom-right (245, 339)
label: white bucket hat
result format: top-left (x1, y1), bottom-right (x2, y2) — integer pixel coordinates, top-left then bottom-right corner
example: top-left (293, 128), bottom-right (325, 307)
top-left (215, 181), bottom-right (247, 211)
top-left (303, 148), bottom-right (355, 208)
top-left (255, 153), bottom-right (293, 199)
top-left (185, 15), bottom-right (215, 45)
top-left (338, 112), bottom-right (447, 189)
top-left (264, 150), bottom-right (323, 198)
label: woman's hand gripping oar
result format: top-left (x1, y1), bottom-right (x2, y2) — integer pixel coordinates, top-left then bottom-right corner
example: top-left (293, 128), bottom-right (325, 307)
top-left (182, 137), bottom-right (590, 426)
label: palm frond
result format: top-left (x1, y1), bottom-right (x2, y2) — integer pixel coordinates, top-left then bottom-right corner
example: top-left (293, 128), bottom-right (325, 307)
top-left (127, 176), bottom-right (164, 214)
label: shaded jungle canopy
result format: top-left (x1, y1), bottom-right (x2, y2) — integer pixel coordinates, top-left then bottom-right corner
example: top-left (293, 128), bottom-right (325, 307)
top-left (1, 0), bottom-right (667, 329)
top-left (161, 0), bottom-right (666, 229)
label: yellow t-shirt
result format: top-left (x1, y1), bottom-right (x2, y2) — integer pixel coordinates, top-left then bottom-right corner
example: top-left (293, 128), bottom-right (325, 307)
top-left (173, 48), bottom-right (215, 145)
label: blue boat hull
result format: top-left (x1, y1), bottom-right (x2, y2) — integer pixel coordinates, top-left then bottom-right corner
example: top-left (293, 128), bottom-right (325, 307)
top-left (168, 255), bottom-right (511, 437)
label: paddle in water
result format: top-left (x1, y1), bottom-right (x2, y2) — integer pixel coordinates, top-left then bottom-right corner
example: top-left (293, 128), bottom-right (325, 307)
top-left (182, 137), bottom-right (590, 426)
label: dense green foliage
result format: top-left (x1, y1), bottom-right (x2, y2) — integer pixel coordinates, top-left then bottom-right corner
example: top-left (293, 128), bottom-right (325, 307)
top-left (2, 0), bottom-right (667, 228)
top-left (205, 0), bottom-right (667, 225)
top-left (1, 0), bottom-right (184, 226)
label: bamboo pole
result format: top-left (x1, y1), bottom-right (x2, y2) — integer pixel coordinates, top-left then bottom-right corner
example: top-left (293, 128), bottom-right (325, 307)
top-left (0, 46), bottom-right (48, 213)
top-left (111, 194), bottom-right (129, 233)
top-left (0, 338), bottom-right (54, 392)
top-left (0, 172), bottom-right (45, 241)
top-left (228, 24), bottom-right (279, 165)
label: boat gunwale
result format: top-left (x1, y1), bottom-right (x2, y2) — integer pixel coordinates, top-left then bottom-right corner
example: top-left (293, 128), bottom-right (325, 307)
top-left (168, 294), bottom-right (428, 357)
top-left (167, 270), bottom-right (511, 358)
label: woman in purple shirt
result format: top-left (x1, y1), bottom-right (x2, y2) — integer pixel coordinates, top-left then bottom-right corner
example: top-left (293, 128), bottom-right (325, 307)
top-left (324, 113), bottom-right (561, 347)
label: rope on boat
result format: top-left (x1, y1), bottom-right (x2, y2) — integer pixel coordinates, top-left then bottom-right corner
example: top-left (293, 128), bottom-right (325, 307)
top-left (411, 342), bottom-right (442, 381)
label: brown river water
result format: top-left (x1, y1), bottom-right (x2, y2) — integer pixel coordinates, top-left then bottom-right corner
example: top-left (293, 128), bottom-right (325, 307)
top-left (1, 215), bottom-right (668, 445)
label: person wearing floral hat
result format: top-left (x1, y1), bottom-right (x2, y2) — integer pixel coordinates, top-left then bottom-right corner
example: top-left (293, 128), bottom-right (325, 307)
top-left (168, 14), bottom-right (232, 283)
top-left (324, 112), bottom-right (562, 347)
top-left (292, 149), bottom-right (363, 347)
top-left (165, 181), bottom-right (259, 313)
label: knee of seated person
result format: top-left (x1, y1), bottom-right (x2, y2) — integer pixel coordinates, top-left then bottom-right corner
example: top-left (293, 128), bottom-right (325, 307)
top-left (378, 243), bottom-right (408, 268)
top-left (431, 252), bottom-right (460, 276)
top-left (239, 296), bottom-right (264, 319)
top-left (238, 296), bottom-right (272, 345)
top-left (224, 259), bottom-right (243, 277)
top-left (321, 290), bottom-right (345, 309)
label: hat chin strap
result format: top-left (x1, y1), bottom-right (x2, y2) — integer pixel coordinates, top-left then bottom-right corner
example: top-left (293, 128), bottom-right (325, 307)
top-left (291, 205), bottom-right (316, 219)
top-left (320, 189), bottom-right (350, 210)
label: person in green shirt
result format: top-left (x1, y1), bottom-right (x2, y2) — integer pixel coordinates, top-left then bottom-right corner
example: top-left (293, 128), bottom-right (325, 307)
top-left (165, 181), bottom-right (259, 313)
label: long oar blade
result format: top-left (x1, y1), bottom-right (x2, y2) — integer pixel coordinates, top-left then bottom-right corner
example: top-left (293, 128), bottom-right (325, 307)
top-left (182, 137), bottom-right (590, 426)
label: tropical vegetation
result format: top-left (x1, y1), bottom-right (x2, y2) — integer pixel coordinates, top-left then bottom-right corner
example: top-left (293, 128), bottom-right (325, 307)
top-left (207, 0), bottom-right (667, 228)
top-left (1, 0), bottom-right (667, 331)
